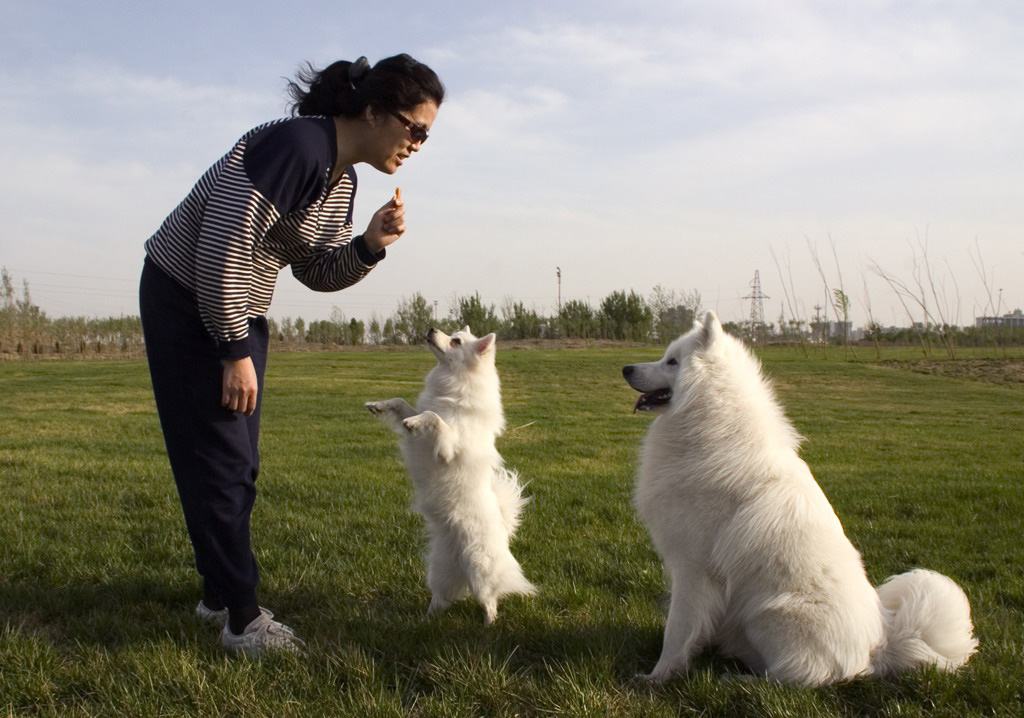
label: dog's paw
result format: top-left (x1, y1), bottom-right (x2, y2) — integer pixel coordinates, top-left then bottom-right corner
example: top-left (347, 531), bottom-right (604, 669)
top-left (628, 672), bottom-right (658, 687)
top-left (403, 412), bottom-right (438, 434)
top-left (366, 399), bottom-right (401, 416)
top-left (427, 597), bottom-right (451, 615)
top-left (365, 400), bottom-right (400, 419)
top-left (642, 664), bottom-right (681, 684)
top-left (402, 415), bottom-right (423, 433)
top-left (482, 601), bottom-right (498, 625)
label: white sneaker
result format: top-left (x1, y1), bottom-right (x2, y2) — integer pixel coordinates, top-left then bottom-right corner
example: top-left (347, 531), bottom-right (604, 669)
top-left (195, 601), bottom-right (229, 626)
top-left (195, 602), bottom-right (272, 627)
top-left (219, 610), bottom-right (305, 657)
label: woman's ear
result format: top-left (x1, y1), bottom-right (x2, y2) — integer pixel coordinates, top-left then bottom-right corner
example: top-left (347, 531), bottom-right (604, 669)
top-left (363, 105), bottom-right (380, 127)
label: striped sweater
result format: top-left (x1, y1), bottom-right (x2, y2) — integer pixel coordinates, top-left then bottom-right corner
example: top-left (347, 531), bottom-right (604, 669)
top-left (144, 116), bottom-right (383, 359)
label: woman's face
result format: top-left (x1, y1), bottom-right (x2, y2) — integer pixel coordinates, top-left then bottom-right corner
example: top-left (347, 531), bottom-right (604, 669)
top-left (367, 100), bottom-right (439, 174)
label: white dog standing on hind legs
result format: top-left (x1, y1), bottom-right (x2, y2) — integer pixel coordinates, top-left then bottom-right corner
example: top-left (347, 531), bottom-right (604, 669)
top-left (623, 311), bottom-right (978, 686)
top-left (366, 326), bottom-right (535, 624)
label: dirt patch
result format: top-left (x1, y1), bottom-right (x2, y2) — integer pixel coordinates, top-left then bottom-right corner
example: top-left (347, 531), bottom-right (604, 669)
top-left (878, 359), bottom-right (1024, 384)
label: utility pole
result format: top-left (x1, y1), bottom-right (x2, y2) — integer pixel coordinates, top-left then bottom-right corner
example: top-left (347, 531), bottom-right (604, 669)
top-left (556, 266), bottom-right (562, 316)
top-left (556, 267), bottom-right (562, 338)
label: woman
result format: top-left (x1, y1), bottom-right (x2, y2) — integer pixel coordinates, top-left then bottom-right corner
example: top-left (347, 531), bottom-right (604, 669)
top-left (139, 54), bottom-right (444, 657)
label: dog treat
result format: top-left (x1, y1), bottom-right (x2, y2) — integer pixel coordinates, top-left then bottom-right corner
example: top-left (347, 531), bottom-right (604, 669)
top-left (395, 187), bottom-right (401, 202)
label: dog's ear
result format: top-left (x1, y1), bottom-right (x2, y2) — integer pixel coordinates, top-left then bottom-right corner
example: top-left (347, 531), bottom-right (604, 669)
top-left (475, 333), bottom-right (496, 355)
top-left (462, 325), bottom-right (471, 335)
top-left (700, 311), bottom-right (722, 344)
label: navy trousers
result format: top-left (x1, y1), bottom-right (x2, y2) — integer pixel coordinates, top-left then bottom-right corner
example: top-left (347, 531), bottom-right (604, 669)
top-left (139, 258), bottom-right (268, 610)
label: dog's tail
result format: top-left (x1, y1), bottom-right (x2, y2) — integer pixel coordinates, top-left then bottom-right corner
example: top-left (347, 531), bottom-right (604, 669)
top-left (491, 465), bottom-right (530, 538)
top-left (872, 568), bottom-right (978, 676)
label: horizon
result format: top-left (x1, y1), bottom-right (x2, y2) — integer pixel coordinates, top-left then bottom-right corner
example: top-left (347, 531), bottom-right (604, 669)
top-left (4, 263), bottom-right (1020, 335)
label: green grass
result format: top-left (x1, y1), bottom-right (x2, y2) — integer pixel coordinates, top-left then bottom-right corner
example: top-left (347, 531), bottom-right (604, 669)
top-left (1, 347), bottom-right (1022, 717)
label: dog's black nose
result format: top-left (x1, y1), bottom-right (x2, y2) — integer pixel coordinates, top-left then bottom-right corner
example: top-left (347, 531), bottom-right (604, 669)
top-left (622, 365), bottom-right (634, 378)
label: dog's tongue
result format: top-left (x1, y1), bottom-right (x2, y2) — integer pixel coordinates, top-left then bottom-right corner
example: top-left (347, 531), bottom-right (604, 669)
top-left (634, 389), bottom-right (672, 412)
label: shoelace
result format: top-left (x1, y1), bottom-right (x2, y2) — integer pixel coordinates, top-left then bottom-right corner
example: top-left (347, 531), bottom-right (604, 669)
top-left (255, 620), bottom-right (303, 646)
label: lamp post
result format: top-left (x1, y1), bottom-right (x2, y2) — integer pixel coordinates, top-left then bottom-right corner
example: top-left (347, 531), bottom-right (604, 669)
top-left (556, 266), bottom-right (562, 338)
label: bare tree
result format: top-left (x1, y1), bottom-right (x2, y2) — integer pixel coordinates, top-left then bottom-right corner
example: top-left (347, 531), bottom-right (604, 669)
top-left (871, 261), bottom-right (932, 356)
top-left (870, 234), bottom-right (960, 359)
top-left (681, 289), bottom-right (704, 327)
top-left (968, 238), bottom-right (1005, 354)
top-left (828, 239), bottom-right (856, 359)
top-left (649, 284), bottom-right (678, 342)
top-left (907, 233), bottom-right (959, 358)
top-left (861, 271), bottom-right (883, 359)
top-left (806, 238), bottom-right (837, 358)
top-left (769, 244), bottom-right (809, 356)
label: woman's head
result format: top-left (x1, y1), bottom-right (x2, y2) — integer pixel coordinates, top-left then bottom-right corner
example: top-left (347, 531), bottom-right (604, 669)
top-left (287, 54), bottom-right (445, 119)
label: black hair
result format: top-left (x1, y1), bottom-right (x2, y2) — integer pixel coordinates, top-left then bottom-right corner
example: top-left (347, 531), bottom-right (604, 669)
top-left (286, 54), bottom-right (445, 118)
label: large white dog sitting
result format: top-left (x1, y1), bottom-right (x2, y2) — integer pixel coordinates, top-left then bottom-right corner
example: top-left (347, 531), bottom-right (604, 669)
top-left (623, 312), bottom-right (977, 686)
top-left (367, 327), bottom-right (534, 623)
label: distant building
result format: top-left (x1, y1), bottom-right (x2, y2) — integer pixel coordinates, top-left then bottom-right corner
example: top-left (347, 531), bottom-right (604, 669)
top-left (829, 320), bottom-right (852, 338)
top-left (975, 309), bottom-right (1024, 328)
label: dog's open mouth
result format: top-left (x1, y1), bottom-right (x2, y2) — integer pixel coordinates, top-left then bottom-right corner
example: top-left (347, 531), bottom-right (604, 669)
top-left (634, 388), bottom-right (672, 412)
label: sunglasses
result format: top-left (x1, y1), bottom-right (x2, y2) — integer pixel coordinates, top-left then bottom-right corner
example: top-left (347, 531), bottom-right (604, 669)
top-left (385, 108), bottom-right (429, 144)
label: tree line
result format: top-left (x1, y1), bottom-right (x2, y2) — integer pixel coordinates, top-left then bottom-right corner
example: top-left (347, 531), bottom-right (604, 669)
top-left (1, 267), bottom-right (704, 356)
top-left (1, 269), bottom-right (145, 357)
top-left (3, 266), bottom-right (1021, 359)
top-left (347, 287), bottom-right (704, 346)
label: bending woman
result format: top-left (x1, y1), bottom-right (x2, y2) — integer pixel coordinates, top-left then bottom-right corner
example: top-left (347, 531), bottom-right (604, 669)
top-left (139, 54), bottom-right (444, 657)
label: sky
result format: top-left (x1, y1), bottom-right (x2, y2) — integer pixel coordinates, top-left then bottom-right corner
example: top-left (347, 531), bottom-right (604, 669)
top-left (1, 0), bottom-right (1021, 330)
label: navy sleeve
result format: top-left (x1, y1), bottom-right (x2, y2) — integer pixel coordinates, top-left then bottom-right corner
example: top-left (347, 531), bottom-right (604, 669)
top-left (242, 117), bottom-right (335, 214)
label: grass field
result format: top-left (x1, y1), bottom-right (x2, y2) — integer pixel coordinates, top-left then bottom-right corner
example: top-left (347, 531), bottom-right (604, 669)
top-left (1, 345), bottom-right (1022, 717)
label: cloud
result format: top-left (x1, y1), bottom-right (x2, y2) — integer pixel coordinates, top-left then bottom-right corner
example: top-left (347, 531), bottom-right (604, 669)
top-left (0, 59), bottom-right (281, 167)
top-left (0, 60), bottom-right (283, 289)
top-left (449, 1), bottom-right (1021, 111)
top-left (441, 85), bottom-right (570, 146)
top-left (68, 63), bottom-right (269, 111)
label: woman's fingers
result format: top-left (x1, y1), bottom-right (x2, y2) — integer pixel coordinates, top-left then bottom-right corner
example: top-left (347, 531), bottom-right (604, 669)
top-left (222, 358), bottom-right (258, 416)
top-left (365, 196), bottom-right (409, 251)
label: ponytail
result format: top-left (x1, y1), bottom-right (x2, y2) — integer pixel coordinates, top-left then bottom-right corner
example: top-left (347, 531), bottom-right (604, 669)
top-left (287, 54), bottom-right (445, 118)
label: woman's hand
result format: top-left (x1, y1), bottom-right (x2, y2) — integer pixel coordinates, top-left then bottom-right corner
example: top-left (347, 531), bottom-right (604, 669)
top-left (363, 195), bottom-right (406, 253)
top-left (221, 357), bottom-right (258, 416)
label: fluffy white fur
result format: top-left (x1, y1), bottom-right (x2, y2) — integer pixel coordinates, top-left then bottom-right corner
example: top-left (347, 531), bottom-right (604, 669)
top-left (623, 312), bottom-right (977, 686)
top-left (366, 327), bottom-right (534, 623)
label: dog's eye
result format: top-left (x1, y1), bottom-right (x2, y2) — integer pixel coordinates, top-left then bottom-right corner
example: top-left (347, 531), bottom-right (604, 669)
top-left (667, 358), bottom-right (678, 366)
top-left (450, 338), bottom-right (462, 347)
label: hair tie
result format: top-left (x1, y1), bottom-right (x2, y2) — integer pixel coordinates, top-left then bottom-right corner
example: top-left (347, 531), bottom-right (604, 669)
top-left (348, 56), bottom-right (371, 89)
